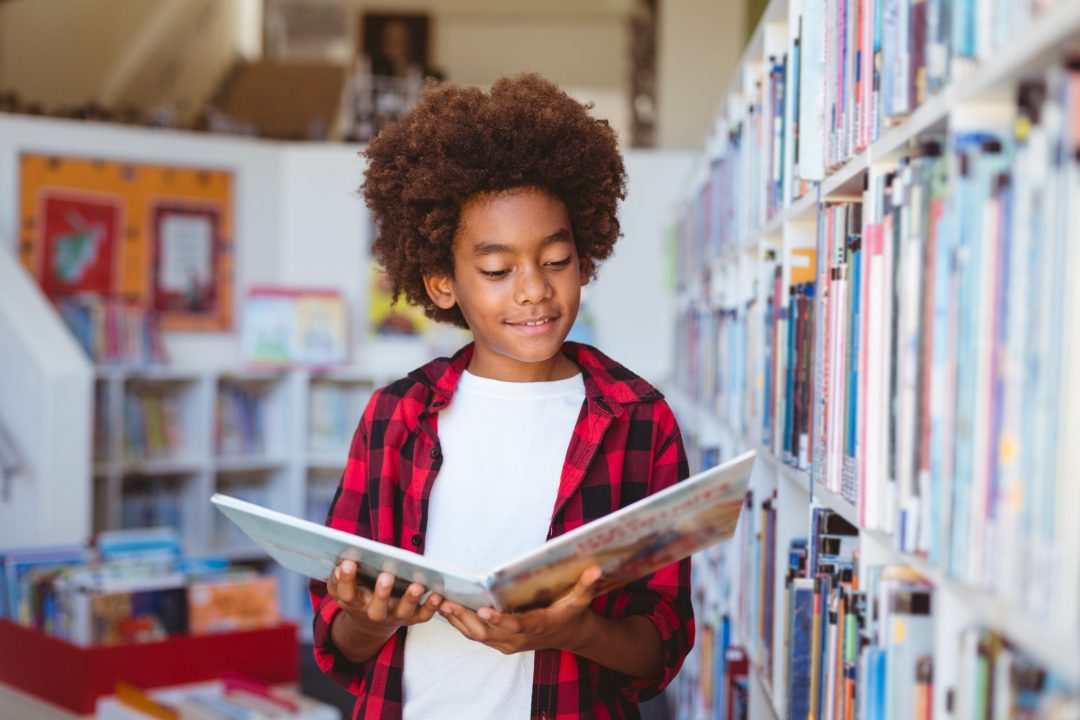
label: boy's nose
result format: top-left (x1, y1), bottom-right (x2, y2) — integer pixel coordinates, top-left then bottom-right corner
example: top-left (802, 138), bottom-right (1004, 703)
top-left (514, 265), bottom-right (552, 304)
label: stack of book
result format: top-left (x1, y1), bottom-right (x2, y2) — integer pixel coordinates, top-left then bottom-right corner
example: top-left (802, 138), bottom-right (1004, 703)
top-left (0, 529), bottom-right (282, 646)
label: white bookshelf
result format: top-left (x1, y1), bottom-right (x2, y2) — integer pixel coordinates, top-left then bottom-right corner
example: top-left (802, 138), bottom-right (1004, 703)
top-left (669, 0), bottom-right (1080, 716)
top-left (90, 365), bottom-right (383, 633)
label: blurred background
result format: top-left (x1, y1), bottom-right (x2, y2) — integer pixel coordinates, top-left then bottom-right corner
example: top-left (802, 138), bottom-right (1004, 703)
top-left (0, 0), bottom-right (765, 148)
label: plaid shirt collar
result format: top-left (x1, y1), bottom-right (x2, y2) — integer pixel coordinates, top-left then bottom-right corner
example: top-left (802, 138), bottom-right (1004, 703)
top-left (407, 341), bottom-right (663, 419)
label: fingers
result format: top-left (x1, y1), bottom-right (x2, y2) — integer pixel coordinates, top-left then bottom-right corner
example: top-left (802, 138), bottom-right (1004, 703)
top-left (478, 608), bottom-right (524, 634)
top-left (412, 593), bottom-right (444, 623)
top-left (393, 582), bottom-right (425, 621)
top-left (439, 602), bottom-right (492, 640)
top-left (365, 572), bottom-right (396, 622)
top-left (555, 565), bottom-right (603, 608)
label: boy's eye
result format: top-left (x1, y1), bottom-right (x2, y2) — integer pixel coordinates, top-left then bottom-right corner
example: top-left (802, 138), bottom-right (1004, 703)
top-left (480, 269), bottom-right (510, 279)
top-left (545, 257), bottom-right (573, 268)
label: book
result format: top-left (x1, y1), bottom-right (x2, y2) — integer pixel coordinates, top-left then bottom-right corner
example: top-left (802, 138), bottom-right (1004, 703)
top-left (212, 450), bottom-right (756, 612)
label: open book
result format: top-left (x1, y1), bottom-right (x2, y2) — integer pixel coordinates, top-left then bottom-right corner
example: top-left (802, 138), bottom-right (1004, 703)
top-left (211, 450), bottom-right (755, 612)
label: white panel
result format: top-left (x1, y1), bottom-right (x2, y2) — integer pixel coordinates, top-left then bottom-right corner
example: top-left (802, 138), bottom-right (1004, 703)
top-left (0, 251), bottom-right (92, 549)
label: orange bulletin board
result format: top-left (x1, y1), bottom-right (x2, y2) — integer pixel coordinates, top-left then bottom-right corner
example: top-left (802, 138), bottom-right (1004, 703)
top-left (18, 154), bottom-right (234, 331)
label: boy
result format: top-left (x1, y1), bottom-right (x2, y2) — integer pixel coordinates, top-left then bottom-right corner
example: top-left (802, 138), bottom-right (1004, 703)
top-left (310, 74), bottom-right (693, 719)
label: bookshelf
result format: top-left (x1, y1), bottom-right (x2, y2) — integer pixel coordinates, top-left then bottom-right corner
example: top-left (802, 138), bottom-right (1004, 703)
top-left (91, 366), bottom-right (379, 636)
top-left (668, 0), bottom-right (1080, 717)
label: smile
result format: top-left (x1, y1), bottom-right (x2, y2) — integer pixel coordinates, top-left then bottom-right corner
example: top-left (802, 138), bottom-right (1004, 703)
top-left (506, 316), bottom-right (559, 333)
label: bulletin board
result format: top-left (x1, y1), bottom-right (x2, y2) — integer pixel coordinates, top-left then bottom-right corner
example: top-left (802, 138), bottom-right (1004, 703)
top-left (17, 154), bottom-right (234, 331)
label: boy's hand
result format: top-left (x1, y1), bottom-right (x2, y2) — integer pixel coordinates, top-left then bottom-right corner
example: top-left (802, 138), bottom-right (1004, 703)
top-left (437, 565), bottom-right (603, 655)
top-left (328, 561), bottom-right (443, 635)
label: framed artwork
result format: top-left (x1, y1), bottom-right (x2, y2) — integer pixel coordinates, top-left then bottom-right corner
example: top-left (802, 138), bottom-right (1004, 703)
top-left (19, 154), bottom-right (234, 331)
top-left (151, 205), bottom-right (221, 318)
top-left (359, 13), bottom-right (432, 74)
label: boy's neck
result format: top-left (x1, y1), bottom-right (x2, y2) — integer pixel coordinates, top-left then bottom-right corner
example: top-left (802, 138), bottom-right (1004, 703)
top-left (465, 346), bottom-right (581, 383)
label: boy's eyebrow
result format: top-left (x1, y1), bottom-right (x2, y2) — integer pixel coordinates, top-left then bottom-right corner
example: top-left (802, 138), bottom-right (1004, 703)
top-left (472, 229), bottom-right (572, 257)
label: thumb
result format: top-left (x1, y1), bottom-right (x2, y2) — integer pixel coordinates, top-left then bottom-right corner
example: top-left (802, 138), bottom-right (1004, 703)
top-left (571, 566), bottom-right (603, 602)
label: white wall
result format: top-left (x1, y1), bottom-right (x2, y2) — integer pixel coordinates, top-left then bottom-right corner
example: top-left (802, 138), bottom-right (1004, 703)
top-left (656, 0), bottom-right (745, 149)
top-left (590, 151), bottom-right (692, 384)
top-left (0, 112), bottom-right (687, 382)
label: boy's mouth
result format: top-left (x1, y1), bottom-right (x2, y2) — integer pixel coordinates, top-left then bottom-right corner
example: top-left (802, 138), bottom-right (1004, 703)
top-left (506, 315), bottom-right (560, 333)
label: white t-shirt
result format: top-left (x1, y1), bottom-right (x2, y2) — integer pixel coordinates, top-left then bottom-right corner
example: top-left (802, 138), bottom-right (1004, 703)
top-left (402, 369), bottom-right (586, 720)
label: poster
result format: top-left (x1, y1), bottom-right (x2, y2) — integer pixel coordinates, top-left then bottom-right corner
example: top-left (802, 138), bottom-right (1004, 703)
top-left (39, 192), bottom-right (121, 298)
top-left (368, 262), bottom-right (431, 337)
top-left (242, 287), bottom-right (349, 367)
top-left (152, 205), bottom-right (219, 316)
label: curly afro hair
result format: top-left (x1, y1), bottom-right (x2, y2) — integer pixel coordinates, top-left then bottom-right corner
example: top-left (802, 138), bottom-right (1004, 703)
top-left (362, 73), bottom-right (627, 328)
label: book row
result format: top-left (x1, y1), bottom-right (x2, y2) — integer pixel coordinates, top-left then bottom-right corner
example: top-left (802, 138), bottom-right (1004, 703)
top-left (55, 295), bottom-right (166, 366)
top-left (215, 384), bottom-right (270, 457)
top-left (122, 390), bottom-right (183, 461)
top-left (680, 0), bottom-right (1071, 272)
top-left (672, 492), bottom-right (1078, 719)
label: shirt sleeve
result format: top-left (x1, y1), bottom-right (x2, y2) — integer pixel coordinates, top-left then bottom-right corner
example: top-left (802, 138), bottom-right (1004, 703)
top-left (308, 403), bottom-right (379, 695)
top-left (602, 401), bottom-right (695, 704)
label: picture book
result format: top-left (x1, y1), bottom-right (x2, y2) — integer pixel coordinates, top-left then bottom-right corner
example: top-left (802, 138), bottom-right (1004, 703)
top-left (212, 450), bottom-right (756, 612)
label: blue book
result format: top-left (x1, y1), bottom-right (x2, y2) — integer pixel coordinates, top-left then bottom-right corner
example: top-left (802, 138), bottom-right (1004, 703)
top-left (788, 578), bottom-right (815, 720)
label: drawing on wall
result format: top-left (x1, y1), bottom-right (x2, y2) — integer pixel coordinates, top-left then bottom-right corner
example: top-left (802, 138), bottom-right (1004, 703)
top-left (39, 192), bottom-right (121, 298)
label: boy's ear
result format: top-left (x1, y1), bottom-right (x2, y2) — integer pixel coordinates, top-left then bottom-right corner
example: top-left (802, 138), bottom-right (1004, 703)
top-left (579, 256), bottom-right (593, 286)
top-left (423, 274), bottom-right (457, 310)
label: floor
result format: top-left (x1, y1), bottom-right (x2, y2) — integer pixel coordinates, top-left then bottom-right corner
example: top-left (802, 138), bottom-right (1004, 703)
top-left (299, 645), bottom-right (673, 719)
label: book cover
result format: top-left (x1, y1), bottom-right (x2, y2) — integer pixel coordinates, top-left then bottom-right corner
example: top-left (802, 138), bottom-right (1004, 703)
top-left (213, 451), bottom-right (755, 612)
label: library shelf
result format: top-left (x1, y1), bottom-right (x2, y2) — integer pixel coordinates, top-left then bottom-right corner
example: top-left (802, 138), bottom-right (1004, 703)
top-left (809, 481), bottom-right (859, 528)
top-left (858, 529), bottom-right (1080, 687)
top-left (669, 390), bottom-right (1080, 689)
top-left (90, 366), bottom-right (380, 631)
top-left (671, 0), bottom-right (1080, 716)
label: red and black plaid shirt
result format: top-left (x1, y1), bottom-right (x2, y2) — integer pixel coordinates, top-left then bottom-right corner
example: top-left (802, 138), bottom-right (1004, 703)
top-left (310, 342), bottom-right (694, 719)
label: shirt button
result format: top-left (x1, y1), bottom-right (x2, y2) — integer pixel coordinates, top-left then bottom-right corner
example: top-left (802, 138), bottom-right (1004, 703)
top-left (430, 447), bottom-right (441, 459)
top-left (411, 534), bottom-right (422, 548)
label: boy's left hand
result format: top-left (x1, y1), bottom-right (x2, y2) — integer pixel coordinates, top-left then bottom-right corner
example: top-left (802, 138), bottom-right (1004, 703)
top-left (438, 565), bottom-right (603, 655)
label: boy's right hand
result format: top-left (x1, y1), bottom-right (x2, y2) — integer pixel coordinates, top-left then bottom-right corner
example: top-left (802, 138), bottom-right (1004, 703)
top-left (327, 560), bottom-right (443, 636)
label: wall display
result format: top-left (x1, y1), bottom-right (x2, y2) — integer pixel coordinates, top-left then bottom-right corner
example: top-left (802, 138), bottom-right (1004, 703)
top-left (18, 154), bottom-right (234, 331)
top-left (242, 287), bottom-right (349, 367)
top-left (368, 263), bottom-right (431, 337)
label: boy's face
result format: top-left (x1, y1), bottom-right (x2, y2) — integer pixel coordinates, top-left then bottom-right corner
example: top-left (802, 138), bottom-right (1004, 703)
top-left (423, 187), bottom-right (588, 382)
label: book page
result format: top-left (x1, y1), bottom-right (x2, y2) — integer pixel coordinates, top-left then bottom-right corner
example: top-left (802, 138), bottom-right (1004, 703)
top-left (487, 451), bottom-right (755, 611)
top-left (211, 495), bottom-right (492, 609)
